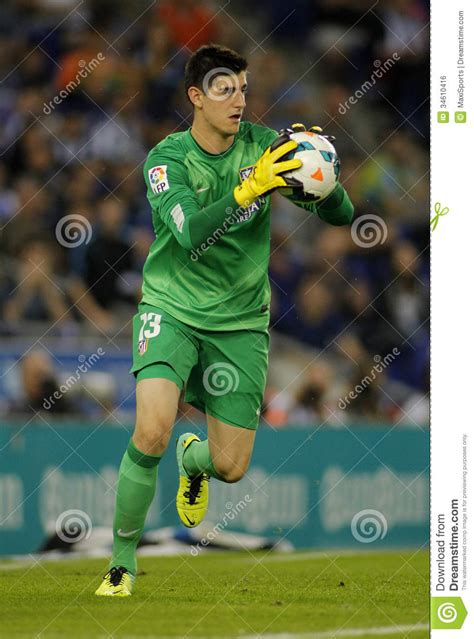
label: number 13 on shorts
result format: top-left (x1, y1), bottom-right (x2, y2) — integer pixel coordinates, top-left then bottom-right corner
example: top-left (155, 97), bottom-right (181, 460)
top-left (138, 312), bottom-right (162, 354)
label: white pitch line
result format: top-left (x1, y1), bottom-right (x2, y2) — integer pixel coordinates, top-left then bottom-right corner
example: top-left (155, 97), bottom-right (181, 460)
top-left (234, 624), bottom-right (429, 638)
top-left (94, 625), bottom-right (429, 639)
top-left (0, 547), bottom-right (422, 570)
top-left (0, 561), bottom-right (37, 570)
top-left (239, 549), bottom-right (411, 563)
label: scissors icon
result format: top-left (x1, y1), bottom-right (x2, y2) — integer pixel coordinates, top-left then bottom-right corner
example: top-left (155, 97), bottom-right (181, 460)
top-left (430, 202), bottom-right (450, 231)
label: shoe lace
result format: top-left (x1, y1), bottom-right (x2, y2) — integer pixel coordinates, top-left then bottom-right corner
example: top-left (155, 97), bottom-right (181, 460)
top-left (108, 566), bottom-right (128, 586)
top-left (183, 473), bottom-right (209, 505)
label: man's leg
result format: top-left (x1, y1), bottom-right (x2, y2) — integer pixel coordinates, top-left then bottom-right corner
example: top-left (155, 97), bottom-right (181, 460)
top-left (176, 327), bottom-right (266, 525)
top-left (175, 416), bottom-right (254, 528)
top-left (111, 377), bottom-right (179, 569)
top-left (183, 414), bottom-right (256, 483)
top-left (96, 376), bottom-right (180, 596)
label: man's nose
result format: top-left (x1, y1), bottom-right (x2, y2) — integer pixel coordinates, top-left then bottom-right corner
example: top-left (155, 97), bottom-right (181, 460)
top-left (234, 90), bottom-right (246, 108)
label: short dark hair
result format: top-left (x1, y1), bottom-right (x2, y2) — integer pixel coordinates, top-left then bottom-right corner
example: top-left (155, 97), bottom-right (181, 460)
top-left (184, 43), bottom-right (248, 95)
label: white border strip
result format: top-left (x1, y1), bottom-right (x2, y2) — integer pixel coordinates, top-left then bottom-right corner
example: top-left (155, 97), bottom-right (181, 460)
top-left (431, 0), bottom-right (473, 636)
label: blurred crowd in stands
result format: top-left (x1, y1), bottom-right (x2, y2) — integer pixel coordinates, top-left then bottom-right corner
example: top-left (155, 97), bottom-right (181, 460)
top-left (0, 0), bottom-right (429, 427)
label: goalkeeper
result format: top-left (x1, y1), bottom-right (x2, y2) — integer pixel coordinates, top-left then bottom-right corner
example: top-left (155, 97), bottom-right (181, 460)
top-left (96, 44), bottom-right (354, 596)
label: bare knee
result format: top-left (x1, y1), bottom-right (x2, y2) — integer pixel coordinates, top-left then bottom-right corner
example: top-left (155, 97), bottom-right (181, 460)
top-left (133, 417), bottom-right (173, 456)
top-left (213, 456), bottom-right (249, 483)
top-left (134, 378), bottom-right (179, 455)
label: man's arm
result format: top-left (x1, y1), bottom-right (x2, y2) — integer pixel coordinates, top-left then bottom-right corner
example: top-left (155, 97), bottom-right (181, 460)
top-left (144, 138), bottom-right (300, 250)
top-left (144, 151), bottom-right (240, 251)
top-left (282, 182), bottom-right (354, 226)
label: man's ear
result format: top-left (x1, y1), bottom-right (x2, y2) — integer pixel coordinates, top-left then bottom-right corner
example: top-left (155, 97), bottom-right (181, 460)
top-left (188, 86), bottom-right (203, 109)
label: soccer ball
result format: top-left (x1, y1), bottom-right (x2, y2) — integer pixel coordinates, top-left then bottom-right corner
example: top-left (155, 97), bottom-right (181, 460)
top-left (284, 131), bottom-right (340, 201)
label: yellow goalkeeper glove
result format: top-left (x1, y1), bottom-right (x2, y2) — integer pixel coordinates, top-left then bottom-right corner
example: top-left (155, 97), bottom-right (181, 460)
top-left (280, 122), bottom-right (335, 141)
top-left (233, 136), bottom-right (302, 207)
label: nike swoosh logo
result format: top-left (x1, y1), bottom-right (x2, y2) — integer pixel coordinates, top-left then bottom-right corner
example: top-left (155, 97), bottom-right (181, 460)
top-left (196, 187), bottom-right (209, 193)
top-left (117, 528), bottom-right (140, 538)
top-left (184, 514), bottom-right (196, 527)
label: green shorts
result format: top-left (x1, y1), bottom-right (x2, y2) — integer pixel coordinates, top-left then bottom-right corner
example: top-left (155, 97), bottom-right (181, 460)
top-left (131, 303), bottom-right (269, 430)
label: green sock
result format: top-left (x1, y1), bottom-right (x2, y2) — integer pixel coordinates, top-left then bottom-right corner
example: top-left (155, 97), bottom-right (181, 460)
top-left (183, 439), bottom-right (222, 480)
top-left (110, 439), bottom-right (161, 575)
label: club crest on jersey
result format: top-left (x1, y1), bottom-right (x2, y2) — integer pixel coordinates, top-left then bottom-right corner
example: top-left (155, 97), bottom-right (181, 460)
top-left (138, 339), bottom-right (148, 356)
top-left (239, 166), bottom-right (254, 181)
top-left (148, 165), bottom-right (169, 194)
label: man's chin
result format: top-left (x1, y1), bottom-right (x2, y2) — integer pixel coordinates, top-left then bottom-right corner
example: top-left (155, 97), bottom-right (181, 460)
top-left (213, 119), bottom-right (241, 138)
top-left (226, 119), bottom-right (241, 134)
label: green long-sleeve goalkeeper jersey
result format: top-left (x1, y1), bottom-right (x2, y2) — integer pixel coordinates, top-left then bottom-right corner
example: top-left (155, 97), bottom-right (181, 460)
top-left (141, 120), bottom-right (353, 331)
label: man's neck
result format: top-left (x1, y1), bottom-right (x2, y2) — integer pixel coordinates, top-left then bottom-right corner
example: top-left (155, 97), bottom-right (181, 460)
top-left (191, 121), bottom-right (235, 155)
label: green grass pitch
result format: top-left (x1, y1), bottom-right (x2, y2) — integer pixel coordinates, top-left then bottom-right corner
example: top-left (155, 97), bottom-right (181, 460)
top-left (0, 549), bottom-right (428, 638)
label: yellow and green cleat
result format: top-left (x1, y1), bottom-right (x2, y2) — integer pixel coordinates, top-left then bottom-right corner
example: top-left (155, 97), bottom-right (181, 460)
top-left (176, 433), bottom-right (209, 528)
top-left (95, 566), bottom-right (135, 597)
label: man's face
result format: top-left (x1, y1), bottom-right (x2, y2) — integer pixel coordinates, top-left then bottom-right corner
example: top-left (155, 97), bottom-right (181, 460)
top-left (199, 70), bottom-right (247, 137)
